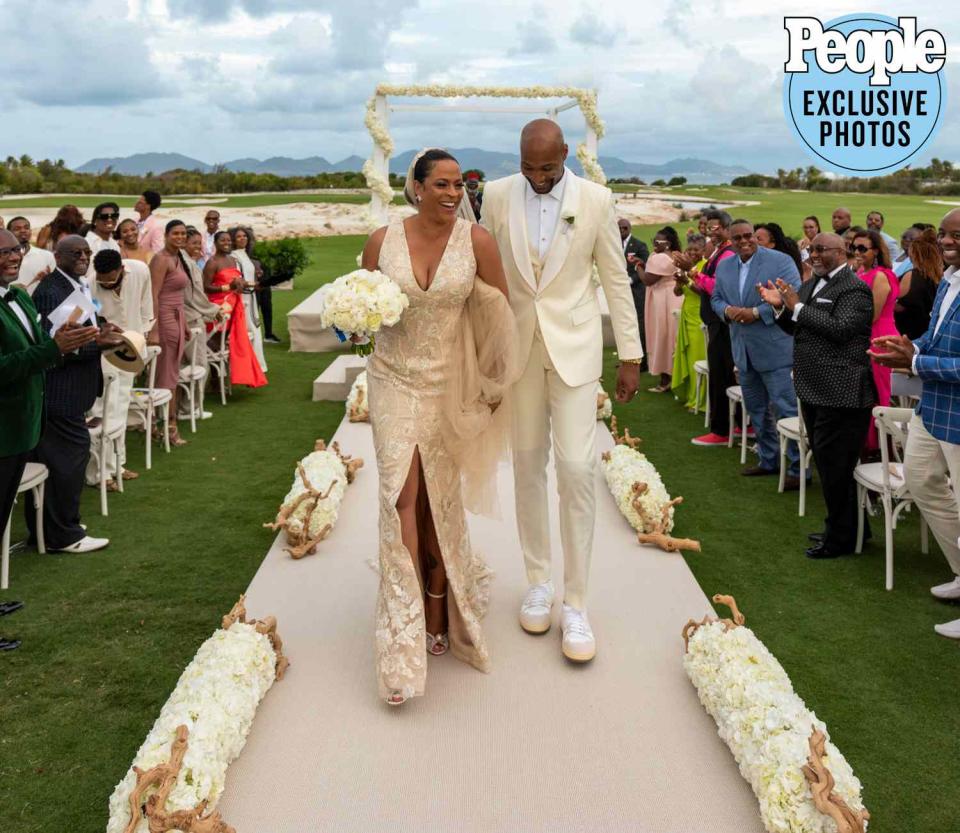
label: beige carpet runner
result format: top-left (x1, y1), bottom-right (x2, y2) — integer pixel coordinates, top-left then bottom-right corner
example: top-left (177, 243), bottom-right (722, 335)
top-left (216, 418), bottom-right (765, 833)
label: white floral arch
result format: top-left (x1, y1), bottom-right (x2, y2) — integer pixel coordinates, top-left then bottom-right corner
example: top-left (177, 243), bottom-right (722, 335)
top-left (362, 84), bottom-right (606, 224)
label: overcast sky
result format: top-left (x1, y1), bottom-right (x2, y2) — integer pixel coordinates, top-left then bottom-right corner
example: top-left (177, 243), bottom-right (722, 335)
top-left (1, 0), bottom-right (956, 173)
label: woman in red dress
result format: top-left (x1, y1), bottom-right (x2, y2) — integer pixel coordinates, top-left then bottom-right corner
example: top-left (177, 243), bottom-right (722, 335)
top-left (202, 231), bottom-right (267, 388)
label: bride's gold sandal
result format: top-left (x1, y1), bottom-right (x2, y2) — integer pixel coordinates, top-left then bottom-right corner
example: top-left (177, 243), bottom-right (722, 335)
top-left (425, 589), bottom-right (449, 656)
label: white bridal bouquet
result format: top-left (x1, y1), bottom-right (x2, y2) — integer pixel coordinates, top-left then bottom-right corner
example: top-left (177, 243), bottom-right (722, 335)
top-left (265, 439), bottom-right (363, 559)
top-left (683, 598), bottom-right (869, 833)
top-left (346, 371), bottom-right (369, 422)
top-left (106, 600), bottom-right (286, 833)
top-left (318, 268), bottom-right (408, 356)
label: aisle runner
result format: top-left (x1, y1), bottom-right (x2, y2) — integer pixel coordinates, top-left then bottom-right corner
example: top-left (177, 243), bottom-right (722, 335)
top-left (217, 419), bottom-right (764, 833)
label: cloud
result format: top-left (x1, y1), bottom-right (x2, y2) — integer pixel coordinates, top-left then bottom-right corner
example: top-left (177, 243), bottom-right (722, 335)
top-left (509, 7), bottom-right (557, 55)
top-left (568, 10), bottom-right (618, 46)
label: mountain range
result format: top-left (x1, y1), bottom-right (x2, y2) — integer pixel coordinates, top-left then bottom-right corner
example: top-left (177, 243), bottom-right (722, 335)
top-left (76, 150), bottom-right (751, 184)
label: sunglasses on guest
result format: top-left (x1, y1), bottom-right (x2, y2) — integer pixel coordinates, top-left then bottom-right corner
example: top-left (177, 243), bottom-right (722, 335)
top-left (97, 212), bottom-right (120, 220)
top-left (847, 244), bottom-right (872, 254)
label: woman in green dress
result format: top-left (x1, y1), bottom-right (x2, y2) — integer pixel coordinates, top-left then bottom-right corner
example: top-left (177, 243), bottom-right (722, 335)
top-left (670, 233), bottom-right (709, 411)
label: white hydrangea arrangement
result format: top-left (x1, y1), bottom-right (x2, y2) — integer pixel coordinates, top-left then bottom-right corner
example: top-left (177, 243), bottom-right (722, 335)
top-left (318, 269), bottom-right (408, 356)
top-left (266, 440), bottom-right (363, 559)
top-left (683, 597), bottom-right (869, 833)
top-left (106, 599), bottom-right (287, 833)
top-left (346, 371), bottom-right (369, 422)
top-left (596, 383), bottom-right (612, 421)
top-left (601, 418), bottom-right (700, 552)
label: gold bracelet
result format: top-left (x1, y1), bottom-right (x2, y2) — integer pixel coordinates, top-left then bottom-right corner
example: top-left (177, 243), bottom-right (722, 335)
top-left (619, 357), bottom-right (644, 365)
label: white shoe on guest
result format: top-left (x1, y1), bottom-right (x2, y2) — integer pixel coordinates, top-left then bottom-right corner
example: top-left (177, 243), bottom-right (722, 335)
top-left (519, 581), bottom-right (554, 634)
top-left (934, 618), bottom-right (960, 639)
top-left (931, 577), bottom-right (960, 600)
top-left (560, 604), bottom-right (596, 662)
top-left (51, 536), bottom-right (109, 554)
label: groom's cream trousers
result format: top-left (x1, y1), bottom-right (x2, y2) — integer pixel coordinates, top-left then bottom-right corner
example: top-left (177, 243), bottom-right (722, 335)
top-left (513, 323), bottom-right (598, 610)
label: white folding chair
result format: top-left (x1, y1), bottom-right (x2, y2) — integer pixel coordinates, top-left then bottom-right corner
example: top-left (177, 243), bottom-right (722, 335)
top-left (726, 385), bottom-right (750, 464)
top-left (891, 371), bottom-right (922, 409)
top-left (177, 327), bottom-right (208, 434)
top-left (693, 323), bottom-right (710, 426)
top-left (776, 409), bottom-right (814, 516)
top-left (89, 372), bottom-right (125, 516)
top-left (129, 345), bottom-right (172, 470)
top-left (854, 406), bottom-right (929, 590)
top-left (2, 463), bottom-right (48, 590)
top-left (207, 323), bottom-right (231, 406)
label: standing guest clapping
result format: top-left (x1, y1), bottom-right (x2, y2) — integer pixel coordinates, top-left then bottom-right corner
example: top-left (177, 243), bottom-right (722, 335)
top-left (29, 235), bottom-right (123, 553)
top-left (85, 202), bottom-right (121, 261)
top-left (640, 228), bottom-right (683, 393)
top-left (8, 217), bottom-right (55, 296)
top-left (148, 221), bottom-right (190, 447)
top-left (871, 209), bottom-right (960, 639)
top-left (760, 233), bottom-right (875, 558)
top-left (228, 226), bottom-right (267, 372)
top-left (116, 218), bottom-right (153, 265)
top-left (895, 228), bottom-right (942, 340)
top-left (136, 191), bottom-right (164, 255)
top-left (619, 217), bottom-right (649, 366)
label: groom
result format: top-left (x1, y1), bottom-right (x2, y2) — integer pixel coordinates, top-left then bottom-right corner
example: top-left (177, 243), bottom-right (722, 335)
top-left (482, 120), bottom-right (643, 662)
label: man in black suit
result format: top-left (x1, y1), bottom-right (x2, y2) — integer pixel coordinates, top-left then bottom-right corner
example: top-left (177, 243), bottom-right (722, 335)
top-left (760, 232), bottom-right (875, 558)
top-left (618, 218), bottom-right (649, 365)
top-left (29, 236), bottom-right (122, 553)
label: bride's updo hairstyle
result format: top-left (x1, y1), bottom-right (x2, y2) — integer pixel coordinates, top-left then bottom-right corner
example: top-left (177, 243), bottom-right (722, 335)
top-left (404, 148), bottom-right (460, 207)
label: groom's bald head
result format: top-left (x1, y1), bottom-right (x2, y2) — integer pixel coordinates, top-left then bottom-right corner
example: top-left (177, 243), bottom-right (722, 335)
top-left (520, 119), bottom-right (568, 195)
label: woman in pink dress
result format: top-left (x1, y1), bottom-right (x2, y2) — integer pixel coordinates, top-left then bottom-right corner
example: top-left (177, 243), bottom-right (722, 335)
top-left (852, 229), bottom-right (899, 450)
top-left (641, 227), bottom-right (684, 392)
top-left (148, 220), bottom-right (190, 446)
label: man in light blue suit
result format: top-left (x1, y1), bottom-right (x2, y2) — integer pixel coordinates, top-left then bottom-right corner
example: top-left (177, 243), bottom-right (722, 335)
top-left (711, 220), bottom-right (803, 482)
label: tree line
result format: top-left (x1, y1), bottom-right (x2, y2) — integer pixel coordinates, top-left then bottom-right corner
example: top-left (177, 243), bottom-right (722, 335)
top-left (731, 160), bottom-right (960, 195)
top-left (0, 156), bottom-right (406, 195)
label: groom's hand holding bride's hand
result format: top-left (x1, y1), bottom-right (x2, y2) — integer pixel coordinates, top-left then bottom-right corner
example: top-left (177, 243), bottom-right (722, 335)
top-left (615, 361), bottom-right (640, 403)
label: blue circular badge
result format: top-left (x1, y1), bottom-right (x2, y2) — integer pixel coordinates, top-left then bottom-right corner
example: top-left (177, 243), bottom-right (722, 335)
top-left (783, 14), bottom-right (947, 176)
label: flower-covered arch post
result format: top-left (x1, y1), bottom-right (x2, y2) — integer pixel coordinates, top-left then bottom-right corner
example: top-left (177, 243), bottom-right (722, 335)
top-left (363, 84), bottom-right (607, 225)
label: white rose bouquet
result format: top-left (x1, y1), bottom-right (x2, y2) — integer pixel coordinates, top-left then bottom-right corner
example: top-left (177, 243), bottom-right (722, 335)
top-left (318, 269), bottom-right (408, 356)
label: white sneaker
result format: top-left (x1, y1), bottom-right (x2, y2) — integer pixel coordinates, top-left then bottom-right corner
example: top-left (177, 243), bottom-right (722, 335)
top-left (560, 604), bottom-right (596, 662)
top-left (519, 581), bottom-right (554, 634)
top-left (200, 410), bottom-right (213, 420)
top-left (931, 577), bottom-right (960, 600)
top-left (52, 536), bottom-right (109, 553)
top-left (934, 618), bottom-right (960, 639)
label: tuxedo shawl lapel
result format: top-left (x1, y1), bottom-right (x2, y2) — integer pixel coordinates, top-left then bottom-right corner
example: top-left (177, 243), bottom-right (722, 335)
top-left (0, 294), bottom-right (34, 346)
top-left (507, 175), bottom-right (536, 293)
top-left (538, 172), bottom-right (581, 293)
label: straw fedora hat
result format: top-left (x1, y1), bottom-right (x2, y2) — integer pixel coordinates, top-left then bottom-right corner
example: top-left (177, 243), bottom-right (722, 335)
top-left (104, 330), bottom-right (147, 374)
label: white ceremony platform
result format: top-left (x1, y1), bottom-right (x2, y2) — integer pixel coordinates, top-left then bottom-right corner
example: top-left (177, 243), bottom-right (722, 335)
top-left (215, 417), bottom-right (765, 833)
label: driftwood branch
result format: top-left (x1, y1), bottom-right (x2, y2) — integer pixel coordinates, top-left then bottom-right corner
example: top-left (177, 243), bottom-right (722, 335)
top-left (802, 728), bottom-right (870, 833)
top-left (123, 726), bottom-right (236, 833)
top-left (221, 595), bottom-right (289, 680)
top-left (610, 416), bottom-right (642, 449)
top-left (634, 489), bottom-right (702, 554)
top-left (681, 593), bottom-right (744, 652)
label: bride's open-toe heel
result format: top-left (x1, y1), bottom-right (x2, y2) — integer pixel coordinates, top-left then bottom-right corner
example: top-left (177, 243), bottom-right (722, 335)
top-left (386, 690), bottom-right (407, 706)
top-left (425, 589), bottom-right (449, 656)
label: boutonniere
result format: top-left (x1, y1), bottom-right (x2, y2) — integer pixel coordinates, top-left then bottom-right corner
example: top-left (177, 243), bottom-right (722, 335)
top-left (560, 212), bottom-right (576, 233)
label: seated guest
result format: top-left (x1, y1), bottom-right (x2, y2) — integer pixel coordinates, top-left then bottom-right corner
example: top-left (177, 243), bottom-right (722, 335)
top-left (136, 191), bottom-right (165, 254)
top-left (30, 236), bottom-right (122, 553)
top-left (670, 233), bottom-right (708, 410)
top-left (851, 229), bottom-right (899, 451)
top-left (202, 231), bottom-right (267, 389)
top-left (36, 205), bottom-right (85, 251)
top-left (760, 232), bottom-right (875, 558)
top-left (618, 217), bottom-right (649, 366)
top-left (9, 217), bottom-right (55, 296)
top-left (713, 220), bottom-right (802, 484)
top-left (1, 229), bottom-right (98, 649)
top-left (640, 228), bottom-right (683, 393)
top-left (871, 208), bottom-right (960, 639)
top-left (85, 202), bottom-right (121, 261)
top-left (866, 210), bottom-right (902, 261)
top-left (179, 227), bottom-right (223, 416)
top-left (86, 249), bottom-right (153, 487)
top-left (895, 228), bottom-right (943, 340)
top-left (115, 218), bottom-right (153, 265)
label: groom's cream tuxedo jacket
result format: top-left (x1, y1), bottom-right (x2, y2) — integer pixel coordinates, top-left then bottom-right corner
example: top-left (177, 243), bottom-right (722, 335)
top-left (480, 169), bottom-right (643, 387)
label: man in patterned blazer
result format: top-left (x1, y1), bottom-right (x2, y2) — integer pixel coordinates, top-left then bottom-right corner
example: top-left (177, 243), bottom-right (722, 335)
top-left (871, 208), bottom-right (960, 639)
top-left (759, 232), bottom-right (875, 558)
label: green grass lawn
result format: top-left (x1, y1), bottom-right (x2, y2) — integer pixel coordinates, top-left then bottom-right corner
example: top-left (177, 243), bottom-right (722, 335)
top-left (0, 193), bottom-right (407, 210)
top-left (1, 229), bottom-right (957, 832)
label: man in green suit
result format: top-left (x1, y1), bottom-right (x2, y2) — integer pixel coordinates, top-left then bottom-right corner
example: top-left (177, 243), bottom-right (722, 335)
top-left (0, 229), bottom-right (97, 649)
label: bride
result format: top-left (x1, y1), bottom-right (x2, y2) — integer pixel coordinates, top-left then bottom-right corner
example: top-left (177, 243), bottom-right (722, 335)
top-left (361, 149), bottom-right (519, 705)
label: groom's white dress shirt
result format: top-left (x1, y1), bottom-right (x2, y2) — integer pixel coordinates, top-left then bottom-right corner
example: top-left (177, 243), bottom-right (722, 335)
top-left (525, 174), bottom-right (567, 261)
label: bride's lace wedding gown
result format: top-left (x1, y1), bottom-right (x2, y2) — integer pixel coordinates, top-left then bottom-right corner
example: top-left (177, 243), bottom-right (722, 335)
top-left (368, 217), bottom-right (493, 702)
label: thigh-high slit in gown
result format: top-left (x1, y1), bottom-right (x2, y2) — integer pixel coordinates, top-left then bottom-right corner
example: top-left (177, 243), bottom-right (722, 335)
top-left (368, 217), bottom-right (512, 702)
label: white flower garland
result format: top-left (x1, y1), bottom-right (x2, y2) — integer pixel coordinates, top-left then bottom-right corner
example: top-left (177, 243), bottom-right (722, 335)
top-left (267, 440), bottom-right (363, 559)
top-left (601, 443), bottom-right (675, 534)
top-left (596, 383), bottom-right (612, 421)
top-left (346, 370), bottom-right (369, 422)
top-left (683, 604), bottom-right (868, 833)
top-left (363, 84), bottom-right (608, 198)
top-left (106, 610), bottom-right (283, 833)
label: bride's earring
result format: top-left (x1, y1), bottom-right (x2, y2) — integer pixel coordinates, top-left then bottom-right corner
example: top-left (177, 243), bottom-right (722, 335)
top-left (416, 194), bottom-right (422, 203)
